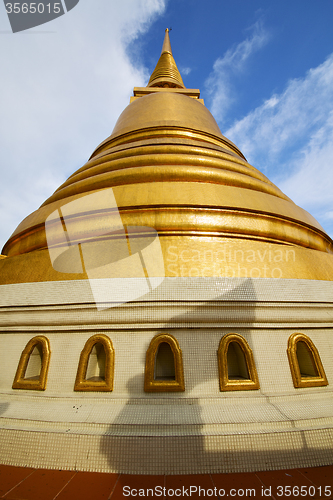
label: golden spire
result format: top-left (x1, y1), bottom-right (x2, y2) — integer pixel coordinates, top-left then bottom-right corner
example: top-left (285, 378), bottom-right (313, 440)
top-left (148, 28), bottom-right (185, 89)
top-left (160, 27), bottom-right (172, 54)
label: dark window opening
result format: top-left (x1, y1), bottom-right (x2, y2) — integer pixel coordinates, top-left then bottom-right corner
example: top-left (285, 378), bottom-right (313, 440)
top-left (24, 344), bottom-right (43, 381)
top-left (227, 342), bottom-right (250, 380)
top-left (296, 341), bottom-right (319, 378)
top-left (154, 342), bottom-right (175, 381)
top-left (86, 343), bottom-right (106, 382)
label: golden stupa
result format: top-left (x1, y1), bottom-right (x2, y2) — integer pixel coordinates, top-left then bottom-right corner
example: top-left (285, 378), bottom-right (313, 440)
top-left (0, 30), bottom-right (332, 475)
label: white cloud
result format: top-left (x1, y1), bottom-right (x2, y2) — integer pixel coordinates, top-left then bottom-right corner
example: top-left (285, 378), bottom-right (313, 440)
top-left (278, 112), bottom-right (333, 205)
top-left (278, 111), bottom-right (333, 235)
top-left (179, 66), bottom-right (192, 76)
top-left (205, 21), bottom-right (269, 122)
top-left (0, 0), bottom-right (166, 250)
top-left (226, 54), bottom-right (333, 167)
top-left (224, 53), bottom-right (333, 236)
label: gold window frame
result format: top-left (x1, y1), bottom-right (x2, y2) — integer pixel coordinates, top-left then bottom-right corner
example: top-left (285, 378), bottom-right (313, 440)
top-left (287, 333), bottom-right (328, 388)
top-left (218, 333), bottom-right (260, 391)
top-left (12, 336), bottom-right (51, 391)
top-left (74, 334), bottom-right (114, 392)
top-left (144, 334), bottom-right (185, 392)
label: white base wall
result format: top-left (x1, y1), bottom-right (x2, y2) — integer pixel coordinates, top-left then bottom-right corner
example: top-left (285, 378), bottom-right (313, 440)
top-left (0, 277), bottom-right (333, 474)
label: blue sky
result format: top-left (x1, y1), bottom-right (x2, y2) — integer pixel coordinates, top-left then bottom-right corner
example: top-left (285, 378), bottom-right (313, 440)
top-left (1, 0), bottom-right (333, 250)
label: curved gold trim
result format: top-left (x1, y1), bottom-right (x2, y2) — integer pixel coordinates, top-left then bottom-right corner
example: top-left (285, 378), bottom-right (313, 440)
top-left (87, 143), bottom-right (254, 180)
top-left (218, 334), bottom-right (260, 391)
top-left (5, 201), bottom-right (332, 259)
top-left (38, 165), bottom-right (288, 212)
top-left (287, 333), bottom-right (328, 388)
top-left (3, 239), bottom-right (333, 284)
top-left (90, 135), bottom-right (238, 164)
top-left (60, 145), bottom-right (272, 191)
top-left (90, 127), bottom-right (245, 161)
top-left (144, 334), bottom-right (185, 392)
top-left (12, 336), bottom-right (51, 391)
top-left (74, 334), bottom-right (114, 392)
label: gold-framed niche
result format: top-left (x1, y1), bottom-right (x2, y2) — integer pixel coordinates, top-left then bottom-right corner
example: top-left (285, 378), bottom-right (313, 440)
top-left (74, 334), bottom-right (115, 392)
top-left (218, 333), bottom-right (260, 391)
top-left (287, 333), bottom-right (328, 388)
top-left (12, 335), bottom-right (51, 391)
top-left (144, 333), bottom-right (185, 392)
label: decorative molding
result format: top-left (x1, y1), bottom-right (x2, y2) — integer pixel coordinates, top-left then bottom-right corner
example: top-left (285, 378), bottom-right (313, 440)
top-left (287, 333), bottom-right (328, 388)
top-left (218, 333), bottom-right (259, 391)
top-left (74, 334), bottom-right (114, 392)
top-left (144, 333), bottom-right (185, 392)
top-left (12, 335), bottom-right (51, 391)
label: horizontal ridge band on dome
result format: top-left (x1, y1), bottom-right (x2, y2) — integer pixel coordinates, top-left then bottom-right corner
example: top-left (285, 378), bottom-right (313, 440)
top-left (90, 125), bottom-right (246, 161)
top-left (84, 141), bottom-right (252, 178)
top-left (4, 193), bottom-right (333, 258)
top-left (41, 144), bottom-right (287, 208)
top-left (41, 165), bottom-right (288, 208)
top-left (64, 145), bottom-right (271, 187)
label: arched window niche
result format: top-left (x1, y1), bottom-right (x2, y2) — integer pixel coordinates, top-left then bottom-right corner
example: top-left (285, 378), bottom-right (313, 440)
top-left (287, 333), bottom-right (328, 388)
top-left (12, 336), bottom-right (51, 391)
top-left (218, 334), bottom-right (259, 391)
top-left (74, 334), bottom-right (114, 392)
top-left (144, 334), bottom-right (185, 392)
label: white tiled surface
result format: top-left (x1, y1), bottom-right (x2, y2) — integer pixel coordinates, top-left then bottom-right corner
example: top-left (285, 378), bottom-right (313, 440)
top-left (0, 277), bottom-right (333, 473)
top-left (0, 426), bottom-right (332, 474)
top-left (2, 276), bottom-right (333, 306)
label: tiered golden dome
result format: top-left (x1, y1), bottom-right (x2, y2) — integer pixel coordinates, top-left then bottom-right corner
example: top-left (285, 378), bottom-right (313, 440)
top-left (1, 29), bottom-right (333, 283)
